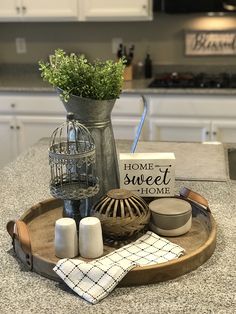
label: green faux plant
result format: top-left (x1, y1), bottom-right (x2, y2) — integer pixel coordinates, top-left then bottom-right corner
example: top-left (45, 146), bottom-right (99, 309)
top-left (39, 49), bottom-right (126, 102)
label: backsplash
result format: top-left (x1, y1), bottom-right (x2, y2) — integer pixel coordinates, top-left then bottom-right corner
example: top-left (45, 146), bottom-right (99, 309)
top-left (1, 13), bottom-right (236, 68)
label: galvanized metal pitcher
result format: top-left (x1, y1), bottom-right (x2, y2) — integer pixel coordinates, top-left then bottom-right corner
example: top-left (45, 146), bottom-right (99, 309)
top-left (58, 89), bottom-right (119, 200)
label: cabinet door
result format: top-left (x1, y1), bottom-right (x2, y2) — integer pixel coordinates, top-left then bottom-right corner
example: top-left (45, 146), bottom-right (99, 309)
top-left (16, 116), bottom-right (65, 153)
top-left (78, 0), bottom-right (152, 21)
top-left (7, 92), bottom-right (65, 115)
top-left (0, 116), bottom-right (17, 169)
top-left (0, 0), bottom-right (19, 19)
top-left (111, 117), bottom-right (145, 141)
top-left (212, 120), bottom-right (236, 143)
top-left (148, 94), bottom-right (236, 118)
top-left (21, 0), bottom-right (78, 20)
top-left (149, 118), bottom-right (211, 142)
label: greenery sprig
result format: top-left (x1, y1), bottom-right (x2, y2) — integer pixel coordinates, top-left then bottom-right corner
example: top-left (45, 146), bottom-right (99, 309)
top-left (39, 49), bottom-right (126, 102)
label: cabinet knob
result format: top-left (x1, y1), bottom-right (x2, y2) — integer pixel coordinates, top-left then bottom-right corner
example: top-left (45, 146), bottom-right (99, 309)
top-left (142, 5), bottom-right (147, 9)
top-left (16, 126), bottom-right (20, 130)
top-left (16, 6), bottom-right (20, 14)
top-left (11, 103), bottom-right (15, 108)
top-left (22, 6), bottom-right (27, 14)
top-left (212, 131), bottom-right (217, 136)
top-left (205, 131), bottom-right (210, 135)
top-left (10, 125), bottom-right (14, 130)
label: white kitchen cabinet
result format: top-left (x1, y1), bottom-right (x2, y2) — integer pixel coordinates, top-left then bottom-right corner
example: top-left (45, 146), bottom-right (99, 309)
top-left (0, 115), bottom-right (17, 168)
top-left (16, 115), bottom-right (65, 154)
top-left (147, 94), bottom-right (236, 118)
top-left (0, 92), bottom-right (66, 168)
top-left (112, 94), bottom-right (146, 140)
top-left (147, 94), bottom-right (236, 143)
top-left (149, 118), bottom-right (211, 142)
top-left (0, 92), bottom-right (65, 115)
top-left (0, 1), bottom-right (18, 19)
top-left (0, 92), bottom-right (143, 168)
top-left (113, 95), bottom-right (144, 116)
top-left (112, 117), bottom-right (143, 141)
top-left (211, 120), bottom-right (236, 143)
top-left (0, 0), bottom-right (78, 21)
top-left (0, 115), bottom-right (65, 168)
top-left (78, 0), bottom-right (153, 21)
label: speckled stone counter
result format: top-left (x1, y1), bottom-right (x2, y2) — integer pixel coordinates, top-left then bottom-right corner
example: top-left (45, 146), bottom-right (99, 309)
top-left (1, 63), bottom-right (236, 95)
top-left (0, 139), bottom-right (235, 314)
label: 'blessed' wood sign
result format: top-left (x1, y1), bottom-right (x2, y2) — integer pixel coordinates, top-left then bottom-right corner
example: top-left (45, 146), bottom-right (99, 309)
top-left (185, 30), bottom-right (236, 56)
top-left (119, 153), bottom-right (175, 197)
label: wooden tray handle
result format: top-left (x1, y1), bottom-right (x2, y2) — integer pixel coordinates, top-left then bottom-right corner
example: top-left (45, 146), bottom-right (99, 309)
top-left (6, 220), bottom-right (15, 238)
top-left (180, 187), bottom-right (211, 212)
top-left (6, 220), bottom-right (33, 269)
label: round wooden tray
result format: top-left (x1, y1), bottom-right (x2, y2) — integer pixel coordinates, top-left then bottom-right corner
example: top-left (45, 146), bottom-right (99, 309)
top-left (7, 197), bottom-right (217, 287)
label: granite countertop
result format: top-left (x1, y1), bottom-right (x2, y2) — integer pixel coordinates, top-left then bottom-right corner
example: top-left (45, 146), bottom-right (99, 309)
top-left (1, 63), bottom-right (236, 95)
top-left (0, 139), bottom-right (235, 313)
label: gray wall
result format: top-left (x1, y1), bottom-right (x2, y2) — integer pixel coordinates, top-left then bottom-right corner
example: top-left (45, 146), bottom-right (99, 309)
top-left (1, 13), bottom-right (236, 66)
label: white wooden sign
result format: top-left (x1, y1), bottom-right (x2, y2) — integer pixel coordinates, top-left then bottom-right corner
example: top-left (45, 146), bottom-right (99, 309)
top-left (185, 30), bottom-right (236, 56)
top-left (119, 153), bottom-right (175, 197)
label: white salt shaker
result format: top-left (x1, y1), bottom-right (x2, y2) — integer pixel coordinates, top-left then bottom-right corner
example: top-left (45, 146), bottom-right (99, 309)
top-left (79, 217), bottom-right (103, 259)
top-left (54, 218), bottom-right (78, 258)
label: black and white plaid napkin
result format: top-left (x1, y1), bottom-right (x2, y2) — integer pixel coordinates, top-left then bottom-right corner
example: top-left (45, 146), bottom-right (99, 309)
top-left (54, 231), bottom-right (185, 304)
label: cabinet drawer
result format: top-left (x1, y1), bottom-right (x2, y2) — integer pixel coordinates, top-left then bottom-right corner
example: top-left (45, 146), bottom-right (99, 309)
top-left (0, 92), bottom-right (65, 115)
top-left (212, 119), bottom-right (236, 143)
top-left (0, 93), bottom-right (144, 116)
top-left (148, 117), bottom-right (211, 142)
top-left (113, 95), bottom-right (143, 116)
top-left (78, 0), bottom-right (152, 21)
top-left (148, 94), bottom-right (236, 118)
top-left (0, 97), bottom-right (14, 113)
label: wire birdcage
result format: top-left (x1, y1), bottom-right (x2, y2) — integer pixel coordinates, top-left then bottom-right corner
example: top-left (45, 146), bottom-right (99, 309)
top-left (49, 113), bottom-right (99, 202)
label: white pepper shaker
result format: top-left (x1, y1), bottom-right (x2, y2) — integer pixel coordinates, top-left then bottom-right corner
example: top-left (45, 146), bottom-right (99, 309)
top-left (54, 218), bottom-right (78, 258)
top-left (79, 217), bottom-right (103, 259)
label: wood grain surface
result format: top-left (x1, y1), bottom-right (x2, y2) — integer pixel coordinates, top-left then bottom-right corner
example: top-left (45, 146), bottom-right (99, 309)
top-left (11, 198), bottom-right (217, 286)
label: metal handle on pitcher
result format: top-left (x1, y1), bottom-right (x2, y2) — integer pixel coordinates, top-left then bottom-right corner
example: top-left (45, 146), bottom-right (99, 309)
top-left (131, 95), bottom-right (148, 153)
